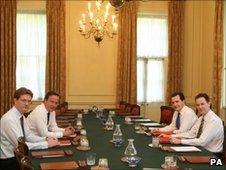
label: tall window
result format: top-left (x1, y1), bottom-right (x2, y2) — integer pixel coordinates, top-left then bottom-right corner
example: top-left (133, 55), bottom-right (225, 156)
top-left (137, 15), bottom-right (168, 103)
top-left (16, 12), bottom-right (46, 100)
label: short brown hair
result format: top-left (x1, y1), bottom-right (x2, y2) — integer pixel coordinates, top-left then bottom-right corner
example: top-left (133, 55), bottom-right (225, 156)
top-left (195, 93), bottom-right (210, 102)
top-left (14, 87), bottom-right (33, 99)
top-left (44, 91), bottom-right (60, 100)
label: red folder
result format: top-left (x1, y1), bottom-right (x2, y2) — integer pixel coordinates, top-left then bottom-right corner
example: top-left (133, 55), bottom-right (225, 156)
top-left (158, 136), bottom-right (170, 144)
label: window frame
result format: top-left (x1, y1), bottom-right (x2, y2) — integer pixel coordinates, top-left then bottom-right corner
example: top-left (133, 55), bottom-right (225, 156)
top-left (16, 10), bottom-right (47, 101)
top-left (137, 14), bottom-right (168, 103)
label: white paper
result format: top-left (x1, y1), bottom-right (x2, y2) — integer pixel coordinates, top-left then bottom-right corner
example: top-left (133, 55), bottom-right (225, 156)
top-left (133, 119), bottom-right (151, 122)
top-left (141, 123), bottom-right (161, 126)
top-left (170, 146), bottom-right (201, 152)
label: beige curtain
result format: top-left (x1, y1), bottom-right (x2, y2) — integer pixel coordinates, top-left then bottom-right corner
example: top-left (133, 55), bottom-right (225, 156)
top-left (166, 0), bottom-right (185, 104)
top-left (46, 0), bottom-right (66, 101)
top-left (0, 0), bottom-right (16, 116)
top-left (116, 1), bottom-right (137, 104)
top-left (212, 0), bottom-right (223, 115)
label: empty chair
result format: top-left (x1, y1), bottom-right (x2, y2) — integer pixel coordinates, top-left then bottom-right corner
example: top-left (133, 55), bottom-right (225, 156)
top-left (18, 136), bottom-right (29, 156)
top-left (160, 106), bottom-right (174, 125)
top-left (130, 104), bottom-right (140, 115)
top-left (115, 101), bottom-right (129, 114)
top-left (20, 156), bottom-right (34, 170)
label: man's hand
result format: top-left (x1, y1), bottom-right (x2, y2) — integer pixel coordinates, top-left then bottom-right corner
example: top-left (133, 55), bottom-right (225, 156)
top-left (170, 137), bottom-right (181, 144)
top-left (47, 137), bottom-right (60, 147)
top-left (158, 134), bottom-right (171, 138)
top-left (63, 126), bottom-right (75, 136)
top-left (150, 128), bottom-right (159, 133)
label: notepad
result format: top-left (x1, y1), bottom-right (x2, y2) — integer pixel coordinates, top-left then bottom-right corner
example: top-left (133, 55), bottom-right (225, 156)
top-left (170, 146), bottom-right (201, 152)
top-left (133, 119), bottom-right (151, 122)
top-left (141, 123), bottom-right (162, 126)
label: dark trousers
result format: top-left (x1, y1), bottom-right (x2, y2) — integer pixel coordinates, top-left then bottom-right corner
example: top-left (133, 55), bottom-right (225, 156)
top-left (0, 157), bottom-right (20, 170)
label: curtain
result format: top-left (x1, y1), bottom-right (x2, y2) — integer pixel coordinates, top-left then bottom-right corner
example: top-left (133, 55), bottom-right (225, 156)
top-left (46, 0), bottom-right (66, 101)
top-left (116, 1), bottom-right (137, 104)
top-left (212, 0), bottom-right (224, 115)
top-left (166, 0), bottom-right (184, 104)
top-left (0, 0), bottom-right (16, 116)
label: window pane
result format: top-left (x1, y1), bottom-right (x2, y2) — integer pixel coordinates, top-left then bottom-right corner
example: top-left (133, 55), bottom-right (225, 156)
top-left (137, 60), bottom-right (145, 103)
top-left (146, 59), bottom-right (164, 102)
top-left (137, 17), bottom-right (168, 58)
top-left (16, 13), bottom-right (46, 100)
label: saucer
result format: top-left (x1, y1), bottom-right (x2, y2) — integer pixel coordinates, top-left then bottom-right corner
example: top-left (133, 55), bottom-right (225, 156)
top-left (121, 156), bottom-right (141, 163)
top-left (148, 143), bottom-right (162, 148)
top-left (124, 121), bottom-right (133, 125)
top-left (135, 130), bottom-right (145, 134)
top-left (76, 146), bottom-right (91, 151)
top-left (161, 164), bottom-right (179, 170)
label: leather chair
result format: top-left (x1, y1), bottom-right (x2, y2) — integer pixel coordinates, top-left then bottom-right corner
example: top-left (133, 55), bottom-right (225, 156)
top-left (18, 136), bottom-right (29, 156)
top-left (160, 106), bottom-right (174, 125)
top-left (130, 104), bottom-right (140, 115)
top-left (14, 145), bottom-right (26, 169)
top-left (21, 156), bottom-right (34, 170)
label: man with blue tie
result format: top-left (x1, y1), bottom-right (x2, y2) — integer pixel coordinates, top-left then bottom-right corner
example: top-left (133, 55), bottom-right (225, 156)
top-left (171, 93), bottom-right (224, 155)
top-left (152, 92), bottom-right (198, 134)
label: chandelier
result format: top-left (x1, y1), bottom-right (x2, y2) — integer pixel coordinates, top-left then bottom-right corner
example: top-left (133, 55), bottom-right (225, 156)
top-left (78, 0), bottom-right (118, 45)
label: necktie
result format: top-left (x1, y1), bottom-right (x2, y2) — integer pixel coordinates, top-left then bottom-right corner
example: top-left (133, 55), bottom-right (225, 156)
top-left (47, 112), bottom-right (50, 125)
top-left (20, 116), bottom-right (25, 137)
top-left (197, 117), bottom-right (204, 138)
top-left (176, 112), bottom-right (180, 129)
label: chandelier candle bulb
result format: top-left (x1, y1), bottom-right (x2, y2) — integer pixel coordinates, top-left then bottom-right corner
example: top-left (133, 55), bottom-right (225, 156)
top-left (78, 0), bottom-right (118, 44)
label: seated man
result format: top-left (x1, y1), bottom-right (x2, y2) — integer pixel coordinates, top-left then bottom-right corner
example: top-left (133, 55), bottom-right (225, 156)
top-left (0, 87), bottom-right (59, 170)
top-left (27, 91), bottom-right (75, 138)
top-left (152, 92), bottom-right (197, 135)
top-left (171, 93), bottom-right (224, 155)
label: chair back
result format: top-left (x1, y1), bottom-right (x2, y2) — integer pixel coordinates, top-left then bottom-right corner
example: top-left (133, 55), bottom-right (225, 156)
top-left (119, 101), bottom-right (127, 111)
top-left (14, 145), bottom-right (25, 169)
top-left (18, 136), bottom-right (29, 155)
top-left (160, 106), bottom-right (174, 125)
top-left (21, 156), bottom-right (34, 170)
top-left (130, 104), bottom-right (140, 115)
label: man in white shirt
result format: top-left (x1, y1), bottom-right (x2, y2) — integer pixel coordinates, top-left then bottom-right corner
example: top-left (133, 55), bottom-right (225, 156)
top-left (171, 93), bottom-right (224, 154)
top-left (152, 92), bottom-right (197, 134)
top-left (27, 91), bottom-right (75, 138)
top-left (0, 87), bottom-right (59, 170)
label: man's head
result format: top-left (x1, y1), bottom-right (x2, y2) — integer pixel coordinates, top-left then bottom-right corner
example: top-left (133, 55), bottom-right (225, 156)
top-left (14, 87), bottom-right (33, 114)
top-left (195, 93), bottom-right (210, 116)
top-left (44, 91), bottom-right (60, 112)
top-left (171, 92), bottom-right (185, 112)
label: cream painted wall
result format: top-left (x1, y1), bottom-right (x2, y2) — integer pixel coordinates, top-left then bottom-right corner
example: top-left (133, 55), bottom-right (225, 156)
top-left (65, 1), bottom-right (118, 109)
top-left (183, 0), bottom-right (215, 105)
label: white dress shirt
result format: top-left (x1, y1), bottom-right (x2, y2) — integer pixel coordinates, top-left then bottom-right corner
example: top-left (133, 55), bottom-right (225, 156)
top-left (27, 103), bottom-right (64, 138)
top-left (0, 107), bottom-right (48, 159)
top-left (172, 109), bottom-right (224, 153)
top-left (160, 105), bottom-right (197, 134)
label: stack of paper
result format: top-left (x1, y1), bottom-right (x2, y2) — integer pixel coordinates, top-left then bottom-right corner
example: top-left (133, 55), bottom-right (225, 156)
top-left (170, 146), bottom-right (201, 152)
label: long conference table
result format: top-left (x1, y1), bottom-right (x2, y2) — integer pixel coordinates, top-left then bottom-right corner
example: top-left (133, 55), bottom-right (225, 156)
top-left (31, 112), bottom-right (226, 170)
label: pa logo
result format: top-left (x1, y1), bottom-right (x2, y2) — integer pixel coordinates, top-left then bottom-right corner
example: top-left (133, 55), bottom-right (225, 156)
top-left (209, 158), bottom-right (223, 166)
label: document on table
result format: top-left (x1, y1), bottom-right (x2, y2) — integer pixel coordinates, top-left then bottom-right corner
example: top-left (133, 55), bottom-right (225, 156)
top-left (133, 119), bottom-right (151, 122)
top-left (170, 146), bottom-right (201, 152)
top-left (141, 123), bottom-right (162, 126)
